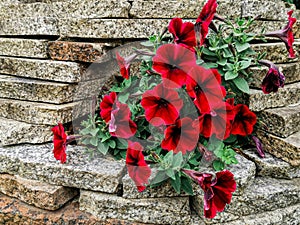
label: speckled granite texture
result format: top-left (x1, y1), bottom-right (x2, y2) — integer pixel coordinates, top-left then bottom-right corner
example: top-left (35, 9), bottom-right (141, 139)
top-left (0, 174), bottom-right (78, 210)
top-left (0, 144), bottom-right (126, 193)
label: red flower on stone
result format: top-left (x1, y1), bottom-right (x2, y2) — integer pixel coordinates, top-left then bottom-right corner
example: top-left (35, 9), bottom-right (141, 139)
top-left (195, 0), bottom-right (218, 46)
top-left (161, 117), bottom-right (199, 154)
top-left (186, 67), bottom-right (226, 113)
top-left (116, 52), bottom-right (132, 79)
top-left (141, 84), bottom-right (183, 126)
top-left (109, 102), bottom-right (137, 139)
top-left (126, 141), bottom-right (151, 192)
top-left (52, 123), bottom-right (68, 164)
top-left (168, 18), bottom-right (196, 50)
top-left (152, 44), bottom-right (196, 88)
top-left (231, 104), bottom-right (257, 136)
top-left (100, 92), bottom-right (117, 123)
top-left (183, 169), bottom-right (236, 219)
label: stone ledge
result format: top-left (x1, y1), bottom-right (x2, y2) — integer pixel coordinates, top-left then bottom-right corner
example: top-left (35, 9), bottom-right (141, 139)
top-left (0, 144), bottom-right (126, 193)
top-left (0, 174), bottom-right (78, 210)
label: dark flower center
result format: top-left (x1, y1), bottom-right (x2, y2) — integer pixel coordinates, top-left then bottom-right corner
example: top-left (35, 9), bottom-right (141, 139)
top-left (157, 98), bottom-right (169, 108)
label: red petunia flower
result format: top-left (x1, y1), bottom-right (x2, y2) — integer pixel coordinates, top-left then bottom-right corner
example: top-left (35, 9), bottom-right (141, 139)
top-left (116, 52), bottom-right (137, 79)
top-left (126, 141), bottom-right (151, 192)
top-left (264, 10), bottom-right (297, 58)
top-left (186, 67), bottom-right (226, 113)
top-left (100, 92), bottom-right (117, 122)
top-left (161, 117), bottom-right (199, 154)
top-left (198, 101), bottom-right (235, 140)
top-left (152, 44), bottom-right (196, 88)
top-left (109, 102), bottom-right (137, 139)
top-left (52, 123), bottom-right (68, 164)
top-left (183, 169), bottom-right (236, 219)
top-left (141, 84), bottom-right (183, 126)
top-left (168, 18), bottom-right (196, 50)
top-left (195, 0), bottom-right (218, 46)
top-left (231, 104), bottom-right (257, 136)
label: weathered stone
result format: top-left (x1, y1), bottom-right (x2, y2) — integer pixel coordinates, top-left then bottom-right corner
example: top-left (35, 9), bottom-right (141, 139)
top-left (0, 117), bottom-right (52, 146)
top-left (249, 61), bottom-right (300, 88)
top-left (79, 190), bottom-right (191, 225)
top-left (243, 149), bottom-right (300, 179)
top-left (258, 103), bottom-right (300, 137)
top-left (0, 194), bottom-right (147, 225)
top-left (0, 38), bottom-right (48, 58)
top-left (0, 174), bottom-right (78, 210)
top-left (0, 56), bottom-right (83, 83)
top-left (0, 144), bottom-right (126, 193)
top-left (0, 17), bottom-right (59, 36)
top-left (0, 75), bottom-right (76, 104)
top-left (247, 82), bottom-right (300, 111)
top-left (257, 130), bottom-right (300, 166)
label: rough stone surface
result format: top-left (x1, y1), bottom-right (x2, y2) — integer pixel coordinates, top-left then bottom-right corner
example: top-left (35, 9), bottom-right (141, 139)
top-left (257, 130), bottom-right (300, 166)
top-left (0, 194), bottom-right (148, 225)
top-left (250, 61), bottom-right (300, 88)
top-left (79, 190), bottom-right (191, 225)
top-left (258, 103), bottom-right (300, 137)
top-left (247, 82), bottom-right (300, 111)
top-left (0, 56), bottom-right (83, 83)
top-left (0, 38), bottom-right (49, 58)
top-left (0, 117), bottom-right (52, 146)
top-left (0, 144), bottom-right (126, 193)
top-left (0, 75), bottom-right (77, 104)
top-left (0, 174), bottom-right (78, 210)
top-left (243, 149), bottom-right (300, 179)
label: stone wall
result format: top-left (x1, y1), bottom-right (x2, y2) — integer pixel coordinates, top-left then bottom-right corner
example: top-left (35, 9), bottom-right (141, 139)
top-left (0, 0), bottom-right (299, 224)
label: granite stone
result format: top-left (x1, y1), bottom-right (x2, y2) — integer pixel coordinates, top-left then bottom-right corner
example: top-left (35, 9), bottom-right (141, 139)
top-left (79, 190), bottom-right (191, 225)
top-left (0, 56), bottom-right (83, 83)
top-left (243, 149), bottom-right (300, 179)
top-left (0, 38), bottom-right (49, 58)
top-left (0, 117), bottom-right (52, 146)
top-left (258, 103), bottom-right (300, 137)
top-left (257, 130), bottom-right (300, 166)
top-left (0, 144), bottom-right (126, 193)
top-left (0, 174), bottom-right (78, 210)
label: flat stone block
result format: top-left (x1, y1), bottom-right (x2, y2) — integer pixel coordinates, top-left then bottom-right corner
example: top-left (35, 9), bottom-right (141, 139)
top-left (258, 103), bottom-right (300, 137)
top-left (0, 75), bottom-right (77, 104)
top-left (0, 117), bottom-right (52, 146)
top-left (0, 174), bottom-right (78, 210)
top-left (247, 82), bottom-right (300, 111)
top-left (243, 149), bottom-right (300, 179)
top-left (257, 130), bottom-right (300, 166)
top-left (0, 38), bottom-right (49, 58)
top-left (0, 144), bottom-right (126, 193)
top-left (79, 190), bottom-right (191, 225)
top-left (0, 56), bottom-right (83, 83)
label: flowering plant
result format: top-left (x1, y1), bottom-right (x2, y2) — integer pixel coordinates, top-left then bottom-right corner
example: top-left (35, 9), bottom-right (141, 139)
top-left (51, 0), bottom-right (296, 219)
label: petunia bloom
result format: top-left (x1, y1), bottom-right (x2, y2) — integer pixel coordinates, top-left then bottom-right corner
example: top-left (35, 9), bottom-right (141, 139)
top-left (109, 102), bottom-right (137, 139)
top-left (141, 84), bottom-right (183, 126)
top-left (116, 52), bottom-right (137, 79)
top-left (195, 0), bottom-right (218, 46)
top-left (152, 44), bottom-right (196, 88)
top-left (186, 67), bottom-right (226, 113)
top-left (52, 123), bottom-right (68, 164)
top-left (100, 92), bottom-right (117, 122)
top-left (258, 60), bottom-right (285, 94)
top-left (126, 141), bottom-right (151, 192)
top-left (168, 18), bottom-right (196, 50)
top-left (183, 169), bottom-right (236, 219)
top-left (264, 10), bottom-right (297, 58)
top-left (231, 104), bottom-right (257, 136)
top-left (161, 117), bottom-right (199, 154)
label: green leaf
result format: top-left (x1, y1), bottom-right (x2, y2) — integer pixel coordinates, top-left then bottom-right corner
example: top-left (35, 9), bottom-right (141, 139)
top-left (181, 176), bottom-right (194, 195)
top-left (108, 140), bottom-right (116, 149)
top-left (172, 152), bottom-right (183, 168)
top-left (81, 138), bottom-right (91, 145)
top-left (116, 139), bottom-right (128, 149)
top-left (239, 60), bottom-right (251, 70)
top-left (164, 151), bottom-right (174, 167)
top-left (97, 141), bottom-right (109, 155)
top-left (213, 160), bottom-right (225, 171)
top-left (204, 62), bottom-right (218, 69)
top-left (235, 42), bottom-right (250, 53)
top-left (151, 171), bottom-right (168, 186)
top-left (118, 93), bottom-right (130, 103)
top-left (140, 41), bottom-right (154, 47)
top-left (90, 136), bottom-right (98, 147)
top-left (166, 169), bottom-right (176, 180)
top-left (233, 77), bottom-right (250, 94)
top-left (90, 128), bottom-right (99, 136)
top-left (170, 172), bottom-right (181, 194)
top-left (225, 70), bottom-right (239, 80)
top-left (224, 135), bottom-right (237, 143)
top-left (202, 48), bottom-right (217, 56)
top-left (217, 58), bottom-right (227, 66)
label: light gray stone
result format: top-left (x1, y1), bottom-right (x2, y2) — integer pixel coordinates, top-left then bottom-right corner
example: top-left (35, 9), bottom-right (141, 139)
top-left (0, 56), bottom-right (83, 83)
top-left (0, 144), bottom-right (126, 193)
top-left (0, 117), bottom-right (52, 145)
top-left (243, 149), bottom-right (300, 179)
top-left (79, 190), bottom-right (191, 225)
top-left (0, 38), bottom-right (49, 58)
